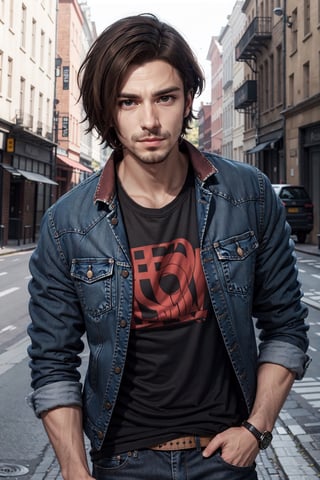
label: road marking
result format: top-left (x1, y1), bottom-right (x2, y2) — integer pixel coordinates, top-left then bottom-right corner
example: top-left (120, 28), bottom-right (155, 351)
top-left (299, 258), bottom-right (316, 262)
top-left (311, 274), bottom-right (320, 279)
top-left (0, 325), bottom-right (16, 333)
top-left (308, 346), bottom-right (317, 352)
top-left (0, 336), bottom-right (29, 376)
top-left (302, 297), bottom-right (320, 309)
top-left (0, 287), bottom-right (20, 298)
top-left (0, 272), bottom-right (8, 276)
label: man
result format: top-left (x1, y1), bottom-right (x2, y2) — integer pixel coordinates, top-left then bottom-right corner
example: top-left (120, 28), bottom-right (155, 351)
top-left (27, 14), bottom-right (310, 480)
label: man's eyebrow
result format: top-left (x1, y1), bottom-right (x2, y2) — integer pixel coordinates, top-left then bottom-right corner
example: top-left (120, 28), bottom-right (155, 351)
top-left (118, 86), bottom-right (182, 98)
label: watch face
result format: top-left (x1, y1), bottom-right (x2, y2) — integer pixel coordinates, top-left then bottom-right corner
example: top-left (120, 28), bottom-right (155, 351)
top-left (259, 431), bottom-right (273, 449)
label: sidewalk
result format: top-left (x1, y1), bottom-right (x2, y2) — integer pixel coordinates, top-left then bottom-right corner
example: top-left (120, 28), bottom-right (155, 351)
top-left (0, 241), bottom-right (37, 256)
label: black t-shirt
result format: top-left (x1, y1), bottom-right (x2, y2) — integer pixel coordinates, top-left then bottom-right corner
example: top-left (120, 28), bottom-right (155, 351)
top-left (94, 167), bottom-right (247, 458)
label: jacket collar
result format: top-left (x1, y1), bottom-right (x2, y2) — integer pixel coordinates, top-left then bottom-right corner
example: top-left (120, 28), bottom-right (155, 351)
top-left (93, 139), bottom-right (217, 206)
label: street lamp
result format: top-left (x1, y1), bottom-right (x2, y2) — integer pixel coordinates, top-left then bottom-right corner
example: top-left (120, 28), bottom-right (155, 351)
top-left (273, 7), bottom-right (293, 28)
top-left (273, 2), bottom-right (292, 183)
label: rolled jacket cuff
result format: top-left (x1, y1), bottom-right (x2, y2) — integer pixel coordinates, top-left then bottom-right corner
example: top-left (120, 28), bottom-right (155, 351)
top-left (27, 380), bottom-right (83, 418)
top-left (258, 340), bottom-right (311, 380)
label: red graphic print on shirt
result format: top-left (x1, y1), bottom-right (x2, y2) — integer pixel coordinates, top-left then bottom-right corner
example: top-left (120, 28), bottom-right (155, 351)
top-left (131, 238), bottom-right (208, 329)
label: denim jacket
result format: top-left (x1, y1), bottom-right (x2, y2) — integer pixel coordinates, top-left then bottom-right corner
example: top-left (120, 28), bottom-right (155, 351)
top-left (27, 141), bottom-right (309, 451)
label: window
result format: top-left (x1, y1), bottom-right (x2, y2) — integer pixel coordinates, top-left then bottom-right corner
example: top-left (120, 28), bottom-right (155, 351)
top-left (270, 54), bottom-right (274, 107)
top-left (303, 61), bottom-right (310, 98)
top-left (40, 30), bottom-right (45, 68)
top-left (21, 4), bottom-right (26, 49)
top-left (9, 0), bottom-right (13, 29)
top-left (31, 19), bottom-right (36, 59)
top-left (264, 59), bottom-right (269, 110)
top-left (259, 64), bottom-right (264, 111)
top-left (291, 9), bottom-right (298, 53)
top-left (46, 98), bottom-right (50, 132)
top-left (319, 52), bottom-right (320, 90)
top-left (7, 57), bottom-right (13, 98)
top-left (276, 45), bottom-right (282, 104)
top-left (48, 38), bottom-right (52, 75)
top-left (289, 73), bottom-right (294, 106)
top-left (0, 51), bottom-right (3, 94)
top-left (30, 85), bottom-right (35, 120)
top-left (19, 77), bottom-right (25, 113)
top-left (0, 0), bottom-right (4, 23)
top-left (304, 0), bottom-right (310, 36)
top-left (38, 92), bottom-right (43, 126)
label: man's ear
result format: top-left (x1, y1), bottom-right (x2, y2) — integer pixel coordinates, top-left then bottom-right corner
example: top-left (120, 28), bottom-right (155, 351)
top-left (184, 90), bottom-right (193, 117)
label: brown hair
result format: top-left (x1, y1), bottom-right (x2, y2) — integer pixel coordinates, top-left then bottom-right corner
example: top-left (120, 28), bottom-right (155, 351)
top-left (78, 13), bottom-right (205, 148)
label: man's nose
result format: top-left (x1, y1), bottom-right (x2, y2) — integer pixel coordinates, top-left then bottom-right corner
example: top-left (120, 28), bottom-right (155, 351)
top-left (141, 103), bottom-right (160, 130)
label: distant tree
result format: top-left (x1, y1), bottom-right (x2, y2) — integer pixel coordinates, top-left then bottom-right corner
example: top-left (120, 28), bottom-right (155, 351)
top-left (185, 119), bottom-right (199, 147)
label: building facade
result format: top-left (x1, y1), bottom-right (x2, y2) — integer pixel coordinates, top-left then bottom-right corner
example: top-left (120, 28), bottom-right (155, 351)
top-left (0, 0), bottom-right (58, 246)
top-left (285, 0), bottom-right (320, 244)
top-left (234, 0), bottom-right (320, 244)
top-left (55, 0), bottom-right (92, 197)
top-left (206, 37), bottom-right (223, 154)
top-left (198, 103), bottom-right (212, 151)
top-left (219, 0), bottom-right (246, 161)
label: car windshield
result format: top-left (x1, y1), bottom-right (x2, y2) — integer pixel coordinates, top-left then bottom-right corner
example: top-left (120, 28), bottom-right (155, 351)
top-left (278, 187), bottom-right (309, 200)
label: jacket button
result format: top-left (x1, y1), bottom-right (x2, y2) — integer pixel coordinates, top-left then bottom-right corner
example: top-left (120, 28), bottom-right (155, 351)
top-left (111, 217), bottom-right (118, 225)
top-left (114, 366), bottom-right (122, 374)
top-left (236, 246), bottom-right (244, 257)
top-left (104, 401), bottom-right (112, 410)
top-left (121, 269), bottom-right (129, 278)
top-left (120, 319), bottom-right (127, 328)
top-left (97, 431), bottom-right (104, 439)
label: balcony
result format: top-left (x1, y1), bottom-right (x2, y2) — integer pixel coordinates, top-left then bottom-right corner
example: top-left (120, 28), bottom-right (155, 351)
top-left (234, 80), bottom-right (257, 110)
top-left (236, 17), bottom-right (272, 61)
top-left (15, 111), bottom-right (33, 129)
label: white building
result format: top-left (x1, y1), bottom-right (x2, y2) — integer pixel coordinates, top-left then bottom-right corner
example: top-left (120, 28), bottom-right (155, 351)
top-left (0, 0), bottom-right (57, 245)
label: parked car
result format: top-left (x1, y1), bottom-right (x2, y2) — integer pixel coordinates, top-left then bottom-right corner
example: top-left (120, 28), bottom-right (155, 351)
top-left (272, 184), bottom-right (314, 243)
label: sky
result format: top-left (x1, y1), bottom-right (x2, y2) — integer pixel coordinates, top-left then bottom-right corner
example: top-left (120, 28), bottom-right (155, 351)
top-left (86, 0), bottom-right (238, 105)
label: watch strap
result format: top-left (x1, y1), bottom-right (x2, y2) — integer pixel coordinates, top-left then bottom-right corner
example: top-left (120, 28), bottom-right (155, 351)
top-left (242, 420), bottom-right (273, 449)
top-left (242, 420), bottom-right (262, 442)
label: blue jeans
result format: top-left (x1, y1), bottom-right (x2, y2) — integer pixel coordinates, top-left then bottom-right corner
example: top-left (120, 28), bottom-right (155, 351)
top-left (92, 447), bottom-right (257, 480)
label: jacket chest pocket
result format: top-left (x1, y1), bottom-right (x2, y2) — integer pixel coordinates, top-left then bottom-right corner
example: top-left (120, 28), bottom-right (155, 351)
top-left (70, 258), bottom-right (114, 318)
top-left (213, 231), bottom-right (258, 296)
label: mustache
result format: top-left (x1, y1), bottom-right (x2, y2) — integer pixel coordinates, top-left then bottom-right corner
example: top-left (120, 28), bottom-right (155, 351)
top-left (132, 132), bottom-right (170, 141)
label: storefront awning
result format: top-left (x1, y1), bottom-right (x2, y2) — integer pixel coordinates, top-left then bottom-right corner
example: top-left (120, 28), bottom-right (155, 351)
top-left (248, 141), bottom-right (273, 154)
top-left (248, 133), bottom-right (283, 154)
top-left (0, 163), bottom-right (58, 185)
top-left (57, 155), bottom-right (92, 173)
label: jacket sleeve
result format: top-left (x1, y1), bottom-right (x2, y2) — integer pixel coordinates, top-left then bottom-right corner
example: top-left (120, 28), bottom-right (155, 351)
top-left (253, 173), bottom-right (310, 379)
top-left (27, 207), bottom-right (85, 415)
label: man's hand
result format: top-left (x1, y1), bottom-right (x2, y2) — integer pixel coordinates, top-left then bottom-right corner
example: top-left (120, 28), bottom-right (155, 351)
top-left (202, 426), bottom-right (259, 467)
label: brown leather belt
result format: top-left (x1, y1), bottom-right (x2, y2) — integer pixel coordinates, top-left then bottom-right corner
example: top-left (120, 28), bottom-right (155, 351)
top-left (150, 435), bottom-right (213, 451)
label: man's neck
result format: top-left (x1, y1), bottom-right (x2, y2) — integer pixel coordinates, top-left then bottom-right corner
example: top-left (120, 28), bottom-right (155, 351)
top-left (117, 151), bottom-right (190, 209)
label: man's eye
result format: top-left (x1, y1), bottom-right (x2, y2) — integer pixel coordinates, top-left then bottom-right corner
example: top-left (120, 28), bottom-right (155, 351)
top-left (159, 95), bottom-right (174, 103)
top-left (119, 99), bottom-right (136, 108)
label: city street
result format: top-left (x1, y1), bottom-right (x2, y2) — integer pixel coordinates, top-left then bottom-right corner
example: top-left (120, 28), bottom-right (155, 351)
top-left (0, 248), bottom-right (319, 479)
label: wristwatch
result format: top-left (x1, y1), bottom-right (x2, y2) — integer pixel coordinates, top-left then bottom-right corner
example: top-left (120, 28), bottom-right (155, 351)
top-left (241, 421), bottom-right (273, 449)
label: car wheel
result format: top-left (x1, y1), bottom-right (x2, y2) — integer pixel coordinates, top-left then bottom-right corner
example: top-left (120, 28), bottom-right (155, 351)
top-left (297, 232), bottom-right (307, 243)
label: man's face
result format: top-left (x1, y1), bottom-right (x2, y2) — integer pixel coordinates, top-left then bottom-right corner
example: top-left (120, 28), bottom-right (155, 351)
top-left (114, 60), bottom-right (192, 165)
